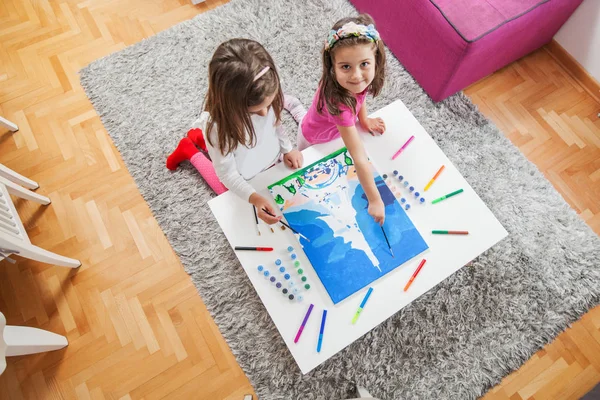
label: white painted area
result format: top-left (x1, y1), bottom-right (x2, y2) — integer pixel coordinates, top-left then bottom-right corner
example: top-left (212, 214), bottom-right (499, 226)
top-left (208, 100), bottom-right (508, 374)
top-left (555, 0), bottom-right (600, 82)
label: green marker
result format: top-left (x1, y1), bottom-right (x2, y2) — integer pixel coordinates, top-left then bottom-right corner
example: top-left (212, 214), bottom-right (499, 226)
top-left (351, 287), bottom-right (373, 324)
top-left (431, 188), bottom-right (464, 204)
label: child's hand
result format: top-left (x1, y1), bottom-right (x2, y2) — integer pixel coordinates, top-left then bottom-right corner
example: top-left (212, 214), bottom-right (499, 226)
top-left (368, 198), bottom-right (385, 225)
top-left (365, 117), bottom-right (386, 134)
top-left (283, 149), bottom-right (303, 169)
top-left (249, 193), bottom-right (281, 225)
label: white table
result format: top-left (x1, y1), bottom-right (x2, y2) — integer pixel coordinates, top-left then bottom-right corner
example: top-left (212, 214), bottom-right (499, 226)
top-left (209, 100), bottom-right (508, 374)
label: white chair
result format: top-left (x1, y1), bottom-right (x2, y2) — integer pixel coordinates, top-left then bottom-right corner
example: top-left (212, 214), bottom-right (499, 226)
top-left (0, 116), bottom-right (18, 133)
top-left (342, 386), bottom-right (380, 400)
top-left (0, 166), bottom-right (81, 268)
top-left (0, 311), bottom-right (68, 375)
top-left (0, 163), bottom-right (38, 190)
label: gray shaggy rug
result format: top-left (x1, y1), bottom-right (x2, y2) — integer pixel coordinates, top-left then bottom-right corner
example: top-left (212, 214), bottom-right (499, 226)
top-left (79, 0), bottom-right (600, 398)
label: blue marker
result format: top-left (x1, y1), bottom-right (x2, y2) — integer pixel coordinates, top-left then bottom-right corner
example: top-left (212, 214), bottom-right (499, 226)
top-left (352, 287), bottom-right (373, 324)
top-left (317, 310), bottom-right (327, 353)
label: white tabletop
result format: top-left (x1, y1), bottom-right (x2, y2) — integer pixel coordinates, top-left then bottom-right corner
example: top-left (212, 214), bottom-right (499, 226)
top-left (209, 99), bottom-right (508, 374)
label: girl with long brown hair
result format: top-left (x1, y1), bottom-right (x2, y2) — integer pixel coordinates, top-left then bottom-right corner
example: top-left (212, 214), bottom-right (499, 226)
top-left (285, 14), bottom-right (388, 224)
top-left (167, 38), bottom-right (303, 224)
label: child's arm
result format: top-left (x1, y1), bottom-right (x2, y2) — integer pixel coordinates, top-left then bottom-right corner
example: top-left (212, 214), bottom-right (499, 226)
top-left (338, 125), bottom-right (385, 225)
top-left (205, 139), bottom-right (280, 224)
top-left (275, 124), bottom-right (303, 169)
top-left (358, 103), bottom-right (386, 134)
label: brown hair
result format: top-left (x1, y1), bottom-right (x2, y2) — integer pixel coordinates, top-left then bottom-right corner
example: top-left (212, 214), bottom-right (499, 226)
top-left (205, 39), bottom-right (284, 155)
top-left (317, 14), bottom-right (386, 117)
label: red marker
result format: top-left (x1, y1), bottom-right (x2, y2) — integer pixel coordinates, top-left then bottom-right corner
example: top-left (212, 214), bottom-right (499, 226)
top-left (403, 259), bottom-right (426, 292)
top-left (234, 246), bottom-right (273, 251)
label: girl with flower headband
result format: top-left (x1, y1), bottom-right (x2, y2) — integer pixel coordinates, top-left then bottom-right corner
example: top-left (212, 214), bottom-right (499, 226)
top-left (167, 38), bottom-right (303, 224)
top-left (286, 14), bottom-right (388, 224)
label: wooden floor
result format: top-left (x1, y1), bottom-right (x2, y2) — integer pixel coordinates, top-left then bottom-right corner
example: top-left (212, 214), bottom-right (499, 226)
top-left (0, 0), bottom-right (599, 399)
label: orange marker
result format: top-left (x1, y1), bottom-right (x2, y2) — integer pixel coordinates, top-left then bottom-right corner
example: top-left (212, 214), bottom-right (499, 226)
top-left (423, 165), bottom-right (445, 192)
top-left (403, 259), bottom-right (426, 292)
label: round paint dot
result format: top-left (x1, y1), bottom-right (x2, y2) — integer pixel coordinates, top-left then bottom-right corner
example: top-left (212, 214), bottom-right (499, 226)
top-left (270, 276), bottom-right (276, 283)
top-left (288, 281), bottom-right (295, 287)
top-left (257, 265), bottom-right (264, 272)
top-left (420, 197), bottom-right (425, 203)
top-left (398, 175), bottom-right (404, 181)
top-left (304, 284), bottom-right (311, 290)
top-left (280, 225), bottom-right (286, 231)
top-left (405, 204), bottom-right (411, 210)
top-left (284, 273), bottom-right (291, 280)
top-left (294, 261), bottom-right (300, 267)
top-left (382, 174), bottom-right (388, 179)
top-left (287, 246), bottom-right (294, 252)
top-left (276, 282), bottom-right (282, 288)
top-left (297, 268), bottom-right (303, 274)
top-left (301, 276), bottom-right (307, 282)
top-left (282, 288), bottom-right (288, 294)
top-left (415, 192), bottom-right (420, 197)
top-left (291, 254), bottom-right (297, 260)
top-left (275, 259), bottom-right (281, 266)
top-left (279, 266), bottom-right (285, 273)
top-left (263, 271), bottom-right (270, 277)
top-left (288, 294), bottom-right (295, 300)
top-left (393, 170), bottom-right (398, 175)
top-left (404, 181), bottom-right (409, 187)
top-left (293, 288), bottom-right (300, 294)
top-left (297, 295), bottom-right (304, 302)
top-left (400, 198), bottom-right (406, 203)
top-left (409, 186), bottom-right (415, 192)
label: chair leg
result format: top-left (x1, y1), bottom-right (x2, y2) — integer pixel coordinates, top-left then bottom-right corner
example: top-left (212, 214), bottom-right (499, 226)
top-left (1, 177), bottom-right (50, 205)
top-left (0, 164), bottom-right (39, 190)
top-left (0, 116), bottom-right (18, 132)
top-left (4, 325), bottom-right (68, 356)
top-left (356, 387), bottom-right (373, 398)
top-left (0, 234), bottom-right (81, 268)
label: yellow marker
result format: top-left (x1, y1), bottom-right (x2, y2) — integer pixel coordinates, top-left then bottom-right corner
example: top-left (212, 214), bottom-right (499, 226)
top-left (424, 165), bottom-right (445, 192)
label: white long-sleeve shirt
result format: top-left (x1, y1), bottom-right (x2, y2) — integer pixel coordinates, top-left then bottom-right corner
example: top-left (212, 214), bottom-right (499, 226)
top-left (192, 109), bottom-right (293, 201)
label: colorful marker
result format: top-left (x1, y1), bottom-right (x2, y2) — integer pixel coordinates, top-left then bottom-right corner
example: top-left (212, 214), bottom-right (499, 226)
top-left (432, 230), bottom-right (469, 235)
top-left (252, 206), bottom-right (261, 236)
top-left (423, 165), bottom-right (445, 192)
top-left (317, 310), bottom-right (327, 353)
top-left (234, 246), bottom-right (274, 251)
top-left (404, 259), bottom-right (426, 292)
top-left (294, 304), bottom-right (314, 343)
top-left (431, 189), bottom-right (464, 204)
top-left (351, 287), bottom-right (373, 324)
top-left (391, 135), bottom-right (415, 160)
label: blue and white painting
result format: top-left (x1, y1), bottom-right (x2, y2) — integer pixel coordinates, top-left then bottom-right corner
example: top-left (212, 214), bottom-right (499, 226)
top-left (268, 147), bottom-right (428, 304)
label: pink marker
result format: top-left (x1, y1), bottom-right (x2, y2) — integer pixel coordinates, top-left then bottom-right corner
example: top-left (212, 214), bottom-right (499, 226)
top-left (391, 135), bottom-right (415, 160)
top-left (294, 304), bottom-right (314, 343)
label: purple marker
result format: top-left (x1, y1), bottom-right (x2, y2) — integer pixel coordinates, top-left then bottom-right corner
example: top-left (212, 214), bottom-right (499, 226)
top-left (294, 304), bottom-right (314, 343)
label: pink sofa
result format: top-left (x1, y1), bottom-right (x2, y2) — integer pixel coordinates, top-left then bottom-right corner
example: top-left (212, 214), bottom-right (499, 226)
top-left (349, 0), bottom-right (584, 102)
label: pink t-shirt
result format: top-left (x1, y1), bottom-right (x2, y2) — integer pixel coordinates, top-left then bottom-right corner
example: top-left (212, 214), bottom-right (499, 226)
top-left (300, 88), bottom-right (368, 144)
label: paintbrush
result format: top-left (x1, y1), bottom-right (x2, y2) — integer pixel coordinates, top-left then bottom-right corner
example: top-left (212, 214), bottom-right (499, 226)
top-left (381, 226), bottom-right (394, 257)
top-left (261, 208), bottom-right (311, 242)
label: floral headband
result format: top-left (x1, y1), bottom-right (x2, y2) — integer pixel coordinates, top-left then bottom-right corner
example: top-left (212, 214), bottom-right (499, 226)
top-left (326, 22), bottom-right (380, 51)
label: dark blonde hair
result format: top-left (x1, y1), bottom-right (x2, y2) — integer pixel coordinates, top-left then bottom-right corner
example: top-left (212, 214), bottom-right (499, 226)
top-left (317, 14), bottom-right (386, 117)
top-left (205, 39), bottom-right (284, 155)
